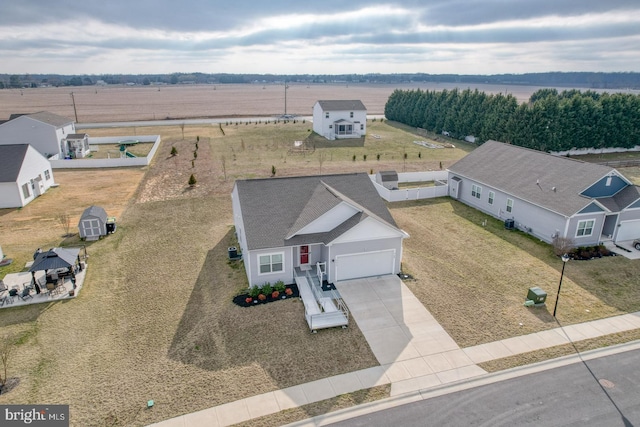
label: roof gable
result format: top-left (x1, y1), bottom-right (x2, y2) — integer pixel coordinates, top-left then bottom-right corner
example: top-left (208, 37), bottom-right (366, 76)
top-left (316, 100), bottom-right (367, 111)
top-left (329, 216), bottom-right (408, 245)
top-left (235, 173), bottom-right (399, 250)
top-left (290, 201), bottom-right (360, 238)
top-left (0, 144), bottom-right (29, 182)
top-left (80, 206), bottom-right (107, 223)
top-left (581, 174), bottom-right (629, 198)
top-left (8, 111), bottom-right (73, 128)
top-left (448, 140), bottom-right (625, 216)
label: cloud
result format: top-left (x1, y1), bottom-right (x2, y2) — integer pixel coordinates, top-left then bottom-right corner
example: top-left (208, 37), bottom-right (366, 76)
top-left (0, 1), bottom-right (639, 74)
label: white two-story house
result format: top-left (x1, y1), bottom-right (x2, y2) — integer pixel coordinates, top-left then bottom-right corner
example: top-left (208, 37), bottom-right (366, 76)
top-left (312, 100), bottom-right (367, 140)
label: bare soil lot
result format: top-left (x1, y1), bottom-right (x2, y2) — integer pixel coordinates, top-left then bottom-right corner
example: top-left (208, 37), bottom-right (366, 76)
top-left (0, 82), bottom-right (549, 123)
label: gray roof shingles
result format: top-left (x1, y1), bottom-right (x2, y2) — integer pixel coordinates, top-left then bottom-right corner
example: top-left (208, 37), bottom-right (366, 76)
top-left (7, 111), bottom-right (73, 128)
top-left (235, 173), bottom-right (398, 250)
top-left (0, 144), bottom-right (29, 182)
top-left (80, 206), bottom-right (107, 223)
top-left (317, 100), bottom-right (367, 111)
top-left (448, 140), bottom-right (619, 217)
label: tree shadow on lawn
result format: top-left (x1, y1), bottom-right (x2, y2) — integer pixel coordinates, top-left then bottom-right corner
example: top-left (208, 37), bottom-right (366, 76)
top-left (167, 229), bottom-right (378, 390)
top-left (447, 199), bottom-right (640, 316)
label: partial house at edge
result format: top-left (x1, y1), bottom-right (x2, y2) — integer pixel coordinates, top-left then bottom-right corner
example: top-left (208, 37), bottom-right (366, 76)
top-left (312, 100), bottom-right (367, 140)
top-left (0, 111), bottom-right (89, 159)
top-left (232, 173), bottom-right (408, 287)
top-left (448, 140), bottom-right (640, 246)
top-left (0, 144), bottom-right (55, 208)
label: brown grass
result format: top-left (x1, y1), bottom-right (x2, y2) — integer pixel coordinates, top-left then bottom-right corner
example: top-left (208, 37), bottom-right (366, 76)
top-left (1, 118), bottom-right (639, 426)
top-left (235, 385), bottom-right (391, 427)
top-left (391, 198), bottom-right (640, 348)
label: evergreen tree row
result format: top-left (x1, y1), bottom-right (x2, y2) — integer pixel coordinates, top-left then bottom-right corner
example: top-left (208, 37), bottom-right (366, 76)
top-left (384, 88), bottom-right (640, 152)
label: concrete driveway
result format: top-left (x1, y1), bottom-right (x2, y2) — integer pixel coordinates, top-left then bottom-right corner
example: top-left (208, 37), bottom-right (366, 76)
top-left (335, 275), bottom-right (482, 375)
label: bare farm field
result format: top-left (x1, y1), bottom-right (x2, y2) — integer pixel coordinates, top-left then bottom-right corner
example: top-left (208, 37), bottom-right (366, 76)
top-left (0, 82), bottom-right (550, 123)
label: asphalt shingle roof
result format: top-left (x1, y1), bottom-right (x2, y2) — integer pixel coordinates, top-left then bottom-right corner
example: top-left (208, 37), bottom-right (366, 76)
top-left (0, 144), bottom-right (29, 182)
top-left (598, 185), bottom-right (640, 212)
top-left (235, 173), bottom-right (398, 250)
top-left (317, 100), bottom-right (367, 111)
top-left (80, 206), bottom-right (107, 223)
top-left (8, 111), bottom-right (73, 128)
top-left (448, 140), bottom-right (619, 217)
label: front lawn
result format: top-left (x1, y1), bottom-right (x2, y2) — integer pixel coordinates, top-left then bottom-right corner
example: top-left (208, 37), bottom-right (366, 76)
top-left (390, 198), bottom-right (640, 348)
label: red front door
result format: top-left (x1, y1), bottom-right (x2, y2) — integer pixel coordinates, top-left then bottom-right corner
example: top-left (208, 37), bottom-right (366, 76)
top-left (300, 245), bottom-right (309, 264)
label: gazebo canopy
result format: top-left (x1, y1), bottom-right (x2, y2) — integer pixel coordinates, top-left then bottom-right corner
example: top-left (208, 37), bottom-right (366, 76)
top-left (29, 247), bottom-right (80, 272)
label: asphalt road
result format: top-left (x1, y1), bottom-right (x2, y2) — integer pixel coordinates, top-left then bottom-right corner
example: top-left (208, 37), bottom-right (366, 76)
top-left (330, 348), bottom-right (640, 427)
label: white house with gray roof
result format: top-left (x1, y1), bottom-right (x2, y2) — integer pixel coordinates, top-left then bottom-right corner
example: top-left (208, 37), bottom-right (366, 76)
top-left (0, 111), bottom-right (77, 159)
top-left (0, 144), bottom-right (55, 208)
top-left (448, 140), bottom-right (640, 246)
top-left (312, 100), bottom-right (367, 140)
top-left (232, 173), bottom-right (408, 288)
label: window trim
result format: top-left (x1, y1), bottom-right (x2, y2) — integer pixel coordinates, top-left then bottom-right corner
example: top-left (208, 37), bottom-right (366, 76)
top-left (258, 252), bottom-right (284, 275)
top-left (21, 183), bottom-right (30, 198)
top-left (488, 191), bottom-right (495, 205)
top-left (44, 169), bottom-right (51, 180)
top-left (471, 184), bottom-right (482, 199)
top-left (506, 198), bottom-right (514, 213)
top-left (576, 219), bottom-right (595, 237)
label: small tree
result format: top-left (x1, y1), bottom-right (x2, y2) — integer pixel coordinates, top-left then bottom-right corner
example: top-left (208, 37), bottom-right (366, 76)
top-left (418, 152), bottom-right (422, 159)
top-left (352, 154), bottom-right (356, 162)
top-left (180, 122), bottom-right (185, 140)
top-left (196, 136), bottom-right (200, 143)
top-left (221, 156), bottom-right (227, 181)
top-left (193, 151), bottom-right (198, 159)
top-left (188, 174), bottom-right (197, 187)
top-left (363, 154), bottom-right (367, 161)
top-left (0, 334), bottom-right (15, 391)
top-left (271, 165), bottom-right (276, 176)
top-left (56, 213), bottom-right (72, 237)
top-left (170, 146), bottom-right (177, 156)
top-left (552, 236), bottom-right (575, 256)
top-left (376, 153), bottom-right (380, 161)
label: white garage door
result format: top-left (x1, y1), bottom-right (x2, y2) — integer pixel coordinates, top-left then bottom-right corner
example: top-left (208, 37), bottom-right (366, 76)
top-left (335, 249), bottom-right (395, 282)
top-left (616, 219), bottom-right (640, 242)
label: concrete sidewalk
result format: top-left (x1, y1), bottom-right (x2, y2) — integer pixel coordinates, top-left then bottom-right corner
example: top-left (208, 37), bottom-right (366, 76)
top-left (148, 277), bottom-right (640, 427)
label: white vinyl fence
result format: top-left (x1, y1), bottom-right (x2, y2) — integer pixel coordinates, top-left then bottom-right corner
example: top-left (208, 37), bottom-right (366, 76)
top-left (371, 171), bottom-right (449, 202)
top-left (50, 135), bottom-right (161, 169)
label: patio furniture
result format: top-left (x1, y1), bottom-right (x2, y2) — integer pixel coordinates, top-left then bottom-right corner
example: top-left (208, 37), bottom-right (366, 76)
top-left (19, 288), bottom-right (33, 301)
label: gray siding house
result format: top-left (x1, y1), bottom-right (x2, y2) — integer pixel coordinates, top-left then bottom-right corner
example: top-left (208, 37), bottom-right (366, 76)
top-left (232, 173), bottom-right (408, 287)
top-left (448, 140), bottom-right (640, 246)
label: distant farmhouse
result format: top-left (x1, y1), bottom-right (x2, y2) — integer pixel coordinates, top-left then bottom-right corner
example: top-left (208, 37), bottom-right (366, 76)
top-left (0, 144), bottom-right (55, 208)
top-left (448, 140), bottom-right (640, 246)
top-left (0, 111), bottom-right (89, 160)
top-left (312, 100), bottom-right (366, 141)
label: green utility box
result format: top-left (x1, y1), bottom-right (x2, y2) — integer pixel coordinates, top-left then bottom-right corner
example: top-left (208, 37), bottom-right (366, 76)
top-left (527, 287), bottom-right (547, 304)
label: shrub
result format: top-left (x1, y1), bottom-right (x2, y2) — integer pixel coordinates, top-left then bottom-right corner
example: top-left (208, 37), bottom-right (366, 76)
top-left (352, 154), bottom-right (356, 162)
top-left (261, 283), bottom-right (273, 295)
top-left (170, 146), bottom-right (177, 156)
top-left (376, 153), bottom-right (380, 161)
top-left (271, 291), bottom-right (280, 299)
top-left (258, 293), bottom-right (267, 301)
top-left (285, 288), bottom-right (293, 296)
top-left (363, 154), bottom-right (367, 161)
top-left (245, 297), bottom-right (253, 304)
top-left (271, 165), bottom-right (276, 176)
top-left (274, 281), bottom-right (286, 293)
top-left (188, 174), bottom-right (197, 187)
top-left (249, 285), bottom-right (261, 298)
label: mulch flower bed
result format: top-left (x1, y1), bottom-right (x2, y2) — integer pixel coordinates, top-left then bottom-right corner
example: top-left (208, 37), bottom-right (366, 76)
top-left (233, 284), bottom-right (299, 307)
top-left (566, 245), bottom-right (615, 261)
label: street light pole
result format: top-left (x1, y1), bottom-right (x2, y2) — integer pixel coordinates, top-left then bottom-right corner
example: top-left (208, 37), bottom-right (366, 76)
top-left (553, 253), bottom-right (570, 317)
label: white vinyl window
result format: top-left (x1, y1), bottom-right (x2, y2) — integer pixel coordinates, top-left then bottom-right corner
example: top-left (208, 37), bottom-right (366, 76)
top-left (259, 253), bottom-right (284, 274)
top-left (325, 112), bottom-right (329, 118)
top-left (506, 198), bottom-right (514, 213)
top-left (350, 111), bottom-right (354, 118)
top-left (471, 184), bottom-right (481, 199)
top-left (488, 191), bottom-right (495, 205)
top-left (22, 183), bottom-right (31, 198)
top-left (576, 219), bottom-right (595, 237)
top-left (44, 170), bottom-right (51, 180)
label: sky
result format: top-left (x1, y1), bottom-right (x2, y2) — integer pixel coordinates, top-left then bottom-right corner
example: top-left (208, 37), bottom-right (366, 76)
top-left (1, 0), bottom-right (640, 75)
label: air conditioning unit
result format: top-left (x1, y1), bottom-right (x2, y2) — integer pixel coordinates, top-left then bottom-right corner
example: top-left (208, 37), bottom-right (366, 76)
top-left (504, 219), bottom-right (515, 230)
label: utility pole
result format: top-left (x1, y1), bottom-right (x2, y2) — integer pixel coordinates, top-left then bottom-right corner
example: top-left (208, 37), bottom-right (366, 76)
top-left (70, 92), bottom-right (78, 122)
top-left (284, 80), bottom-right (288, 116)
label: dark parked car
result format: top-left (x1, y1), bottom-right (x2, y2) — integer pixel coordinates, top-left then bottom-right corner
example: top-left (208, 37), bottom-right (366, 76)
top-left (634, 239), bottom-right (640, 251)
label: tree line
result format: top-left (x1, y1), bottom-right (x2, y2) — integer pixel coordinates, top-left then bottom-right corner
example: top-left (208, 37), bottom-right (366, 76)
top-left (384, 88), bottom-right (640, 151)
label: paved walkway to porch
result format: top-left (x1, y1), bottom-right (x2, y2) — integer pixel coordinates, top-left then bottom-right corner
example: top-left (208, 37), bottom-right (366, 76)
top-left (149, 276), bottom-right (640, 427)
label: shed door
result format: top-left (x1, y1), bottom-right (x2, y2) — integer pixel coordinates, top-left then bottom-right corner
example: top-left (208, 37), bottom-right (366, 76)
top-left (84, 219), bottom-right (101, 237)
top-left (616, 219), bottom-right (640, 242)
top-left (335, 249), bottom-right (395, 282)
